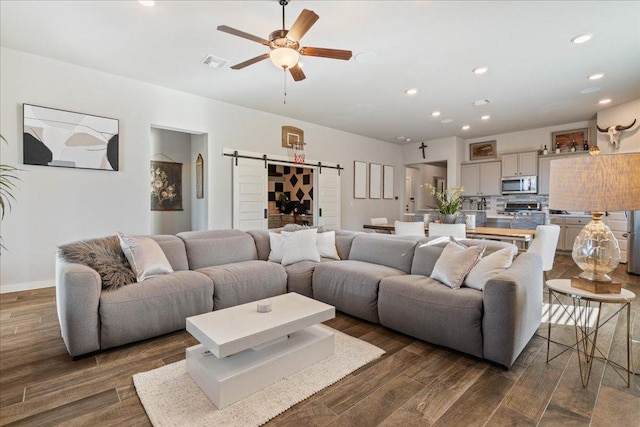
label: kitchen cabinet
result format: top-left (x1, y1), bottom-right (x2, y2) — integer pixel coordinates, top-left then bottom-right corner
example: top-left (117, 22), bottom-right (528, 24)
top-left (460, 161), bottom-right (501, 197)
top-left (550, 215), bottom-right (590, 251)
top-left (538, 152), bottom-right (589, 195)
top-left (502, 152), bottom-right (538, 177)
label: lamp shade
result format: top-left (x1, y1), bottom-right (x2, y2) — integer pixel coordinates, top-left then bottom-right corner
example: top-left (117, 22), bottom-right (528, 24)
top-left (269, 48), bottom-right (300, 69)
top-left (549, 153), bottom-right (640, 212)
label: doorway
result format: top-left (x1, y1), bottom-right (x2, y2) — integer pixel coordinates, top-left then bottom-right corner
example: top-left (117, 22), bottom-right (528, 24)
top-left (150, 127), bottom-right (208, 235)
top-left (268, 163), bottom-right (315, 229)
top-left (404, 161), bottom-right (448, 214)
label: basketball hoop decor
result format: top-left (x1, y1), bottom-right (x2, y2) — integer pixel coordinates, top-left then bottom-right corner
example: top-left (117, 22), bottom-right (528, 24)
top-left (288, 141), bottom-right (306, 164)
top-left (282, 125), bottom-right (306, 164)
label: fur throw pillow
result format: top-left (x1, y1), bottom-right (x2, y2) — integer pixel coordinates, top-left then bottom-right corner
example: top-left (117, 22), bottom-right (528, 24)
top-left (58, 236), bottom-right (136, 291)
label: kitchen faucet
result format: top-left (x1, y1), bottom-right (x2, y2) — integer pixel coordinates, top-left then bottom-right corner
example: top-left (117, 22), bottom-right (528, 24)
top-left (480, 197), bottom-right (487, 211)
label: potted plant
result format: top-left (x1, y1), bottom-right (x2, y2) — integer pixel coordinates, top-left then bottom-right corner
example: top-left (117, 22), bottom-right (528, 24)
top-left (1, 135), bottom-right (22, 250)
top-left (422, 183), bottom-right (464, 223)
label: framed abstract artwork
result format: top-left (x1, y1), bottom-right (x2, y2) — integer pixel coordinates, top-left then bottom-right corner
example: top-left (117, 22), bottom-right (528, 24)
top-left (551, 128), bottom-right (588, 152)
top-left (354, 161), bottom-right (367, 199)
top-left (150, 160), bottom-right (183, 211)
top-left (23, 104), bottom-right (119, 171)
top-left (469, 140), bottom-right (497, 161)
top-left (383, 165), bottom-right (394, 199)
top-left (369, 163), bottom-right (381, 199)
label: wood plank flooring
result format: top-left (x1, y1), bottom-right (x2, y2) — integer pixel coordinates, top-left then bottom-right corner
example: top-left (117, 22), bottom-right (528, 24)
top-left (1, 255), bottom-right (639, 426)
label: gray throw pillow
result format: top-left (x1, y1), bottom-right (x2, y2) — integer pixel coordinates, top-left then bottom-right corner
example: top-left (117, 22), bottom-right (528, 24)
top-left (58, 236), bottom-right (136, 291)
top-left (430, 238), bottom-right (485, 289)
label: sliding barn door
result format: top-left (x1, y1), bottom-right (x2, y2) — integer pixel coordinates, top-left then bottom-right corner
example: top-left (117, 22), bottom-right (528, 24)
top-left (232, 157), bottom-right (267, 230)
top-left (318, 167), bottom-right (341, 228)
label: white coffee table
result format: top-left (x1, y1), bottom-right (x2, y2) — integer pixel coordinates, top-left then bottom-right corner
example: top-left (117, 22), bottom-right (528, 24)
top-left (185, 292), bottom-right (335, 408)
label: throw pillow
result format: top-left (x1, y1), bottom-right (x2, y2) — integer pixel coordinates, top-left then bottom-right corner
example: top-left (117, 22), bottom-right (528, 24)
top-left (268, 232), bottom-right (284, 263)
top-left (316, 230), bottom-right (341, 260)
top-left (430, 240), bottom-right (485, 289)
top-left (281, 228), bottom-right (321, 266)
top-left (117, 233), bottom-right (173, 282)
top-left (58, 236), bottom-right (136, 291)
top-left (464, 247), bottom-right (514, 291)
top-left (282, 224), bottom-right (325, 233)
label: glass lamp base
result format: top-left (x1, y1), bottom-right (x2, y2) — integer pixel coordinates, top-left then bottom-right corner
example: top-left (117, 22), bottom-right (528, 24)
top-left (571, 213), bottom-right (620, 283)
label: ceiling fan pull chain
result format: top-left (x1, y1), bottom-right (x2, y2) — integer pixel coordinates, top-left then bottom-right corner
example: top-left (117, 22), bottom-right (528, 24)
top-left (283, 68), bottom-right (287, 104)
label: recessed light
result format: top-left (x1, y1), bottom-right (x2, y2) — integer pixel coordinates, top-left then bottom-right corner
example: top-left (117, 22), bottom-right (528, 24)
top-left (588, 73), bottom-right (604, 80)
top-left (431, 111), bottom-right (441, 117)
top-left (405, 138), bottom-right (412, 142)
top-left (472, 66), bottom-right (488, 74)
top-left (571, 34), bottom-right (592, 44)
top-left (599, 98), bottom-right (612, 104)
top-left (441, 119), bottom-right (453, 124)
top-left (481, 115), bottom-right (491, 120)
top-left (138, 0), bottom-right (156, 6)
top-left (405, 88), bottom-right (418, 95)
top-left (462, 125), bottom-right (470, 130)
top-left (580, 86), bottom-right (602, 94)
top-left (395, 136), bottom-right (406, 141)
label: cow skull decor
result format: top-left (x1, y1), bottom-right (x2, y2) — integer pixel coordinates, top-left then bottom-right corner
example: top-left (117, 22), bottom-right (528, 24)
top-left (596, 119), bottom-right (637, 149)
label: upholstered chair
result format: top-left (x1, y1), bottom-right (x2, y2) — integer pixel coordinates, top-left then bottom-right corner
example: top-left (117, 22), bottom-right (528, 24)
top-left (428, 223), bottom-right (466, 239)
top-left (394, 221), bottom-right (426, 237)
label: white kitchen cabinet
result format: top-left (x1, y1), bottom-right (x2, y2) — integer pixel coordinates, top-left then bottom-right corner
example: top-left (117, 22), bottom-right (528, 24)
top-left (460, 161), bottom-right (501, 197)
top-left (502, 152), bottom-right (538, 177)
top-left (603, 211), bottom-right (629, 263)
top-left (550, 215), bottom-right (590, 251)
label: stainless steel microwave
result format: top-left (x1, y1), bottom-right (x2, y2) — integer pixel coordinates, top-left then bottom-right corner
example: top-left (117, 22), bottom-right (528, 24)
top-left (501, 176), bottom-right (537, 194)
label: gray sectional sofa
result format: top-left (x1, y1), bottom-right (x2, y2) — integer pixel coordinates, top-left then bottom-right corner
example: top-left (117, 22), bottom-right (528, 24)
top-left (56, 228), bottom-right (542, 368)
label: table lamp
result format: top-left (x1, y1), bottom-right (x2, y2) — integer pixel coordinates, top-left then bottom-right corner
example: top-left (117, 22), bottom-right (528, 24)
top-left (549, 153), bottom-right (640, 293)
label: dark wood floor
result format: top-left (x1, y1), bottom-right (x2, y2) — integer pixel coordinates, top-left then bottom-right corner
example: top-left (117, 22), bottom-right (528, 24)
top-left (1, 254), bottom-right (639, 426)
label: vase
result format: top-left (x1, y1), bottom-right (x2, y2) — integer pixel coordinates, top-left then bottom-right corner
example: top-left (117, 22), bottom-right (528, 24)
top-left (442, 214), bottom-right (457, 224)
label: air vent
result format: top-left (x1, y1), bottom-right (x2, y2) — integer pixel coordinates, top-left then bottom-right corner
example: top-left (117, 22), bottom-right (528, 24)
top-left (471, 99), bottom-right (492, 106)
top-left (201, 54), bottom-right (229, 69)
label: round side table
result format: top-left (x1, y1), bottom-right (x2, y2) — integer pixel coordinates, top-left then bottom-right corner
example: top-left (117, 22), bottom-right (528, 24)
top-left (545, 278), bottom-right (636, 387)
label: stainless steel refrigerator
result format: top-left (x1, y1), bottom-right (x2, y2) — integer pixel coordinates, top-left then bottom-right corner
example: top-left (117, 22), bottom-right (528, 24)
top-left (628, 210), bottom-right (640, 275)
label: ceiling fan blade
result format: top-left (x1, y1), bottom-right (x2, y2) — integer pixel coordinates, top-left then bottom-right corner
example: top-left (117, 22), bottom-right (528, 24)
top-left (230, 53), bottom-right (270, 70)
top-left (289, 64), bottom-right (306, 82)
top-left (286, 9), bottom-right (319, 42)
top-left (300, 47), bottom-right (353, 60)
top-left (217, 25), bottom-right (270, 46)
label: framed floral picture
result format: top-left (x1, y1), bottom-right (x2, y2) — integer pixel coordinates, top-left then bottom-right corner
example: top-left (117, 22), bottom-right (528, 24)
top-left (150, 160), bottom-right (183, 211)
top-left (469, 140), bottom-right (497, 161)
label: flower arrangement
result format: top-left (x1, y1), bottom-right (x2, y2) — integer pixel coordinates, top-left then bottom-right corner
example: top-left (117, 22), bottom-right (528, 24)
top-left (422, 183), bottom-right (464, 214)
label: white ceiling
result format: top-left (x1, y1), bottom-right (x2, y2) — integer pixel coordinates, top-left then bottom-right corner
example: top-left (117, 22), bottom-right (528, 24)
top-left (1, 1), bottom-right (639, 144)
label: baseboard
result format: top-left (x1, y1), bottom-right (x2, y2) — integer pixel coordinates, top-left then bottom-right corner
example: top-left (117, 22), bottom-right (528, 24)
top-left (0, 280), bottom-right (54, 294)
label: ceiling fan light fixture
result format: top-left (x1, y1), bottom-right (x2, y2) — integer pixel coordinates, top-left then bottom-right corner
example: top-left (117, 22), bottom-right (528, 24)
top-left (270, 47), bottom-right (300, 69)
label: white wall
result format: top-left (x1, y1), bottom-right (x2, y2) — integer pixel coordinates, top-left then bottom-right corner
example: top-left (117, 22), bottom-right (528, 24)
top-left (150, 128), bottom-right (192, 235)
top-left (0, 47), bottom-right (402, 291)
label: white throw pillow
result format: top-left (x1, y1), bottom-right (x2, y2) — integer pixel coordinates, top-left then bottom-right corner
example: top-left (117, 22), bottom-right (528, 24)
top-left (430, 240), bottom-right (485, 289)
top-left (268, 232), bottom-right (284, 263)
top-left (281, 228), bottom-right (321, 266)
top-left (464, 247), bottom-right (514, 291)
top-left (316, 230), bottom-right (340, 260)
top-left (117, 232), bottom-right (173, 282)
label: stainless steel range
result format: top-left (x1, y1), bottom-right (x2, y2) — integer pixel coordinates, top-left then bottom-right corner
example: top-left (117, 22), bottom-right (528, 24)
top-left (502, 202), bottom-right (542, 215)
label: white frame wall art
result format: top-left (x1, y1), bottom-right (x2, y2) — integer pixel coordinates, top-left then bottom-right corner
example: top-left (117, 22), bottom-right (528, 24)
top-left (383, 165), bottom-right (394, 199)
top-left (369, 163), bottom-right (381, 199)
top-left (354, 161), bottom-right (367, 199)
top-left (23, 103), bottom-right (119, 171)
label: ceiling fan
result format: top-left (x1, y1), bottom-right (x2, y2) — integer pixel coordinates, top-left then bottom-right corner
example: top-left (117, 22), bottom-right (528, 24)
top-left (217, 0), bottom-right (352, 81)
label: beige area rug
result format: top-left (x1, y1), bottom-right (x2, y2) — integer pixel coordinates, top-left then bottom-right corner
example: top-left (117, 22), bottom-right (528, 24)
top-left (133, 325), bottom-right (385, 427)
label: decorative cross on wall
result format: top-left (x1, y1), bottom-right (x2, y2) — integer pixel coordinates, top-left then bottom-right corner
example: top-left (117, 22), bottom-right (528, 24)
top-left (419, 142), bottom-right (428, 159)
